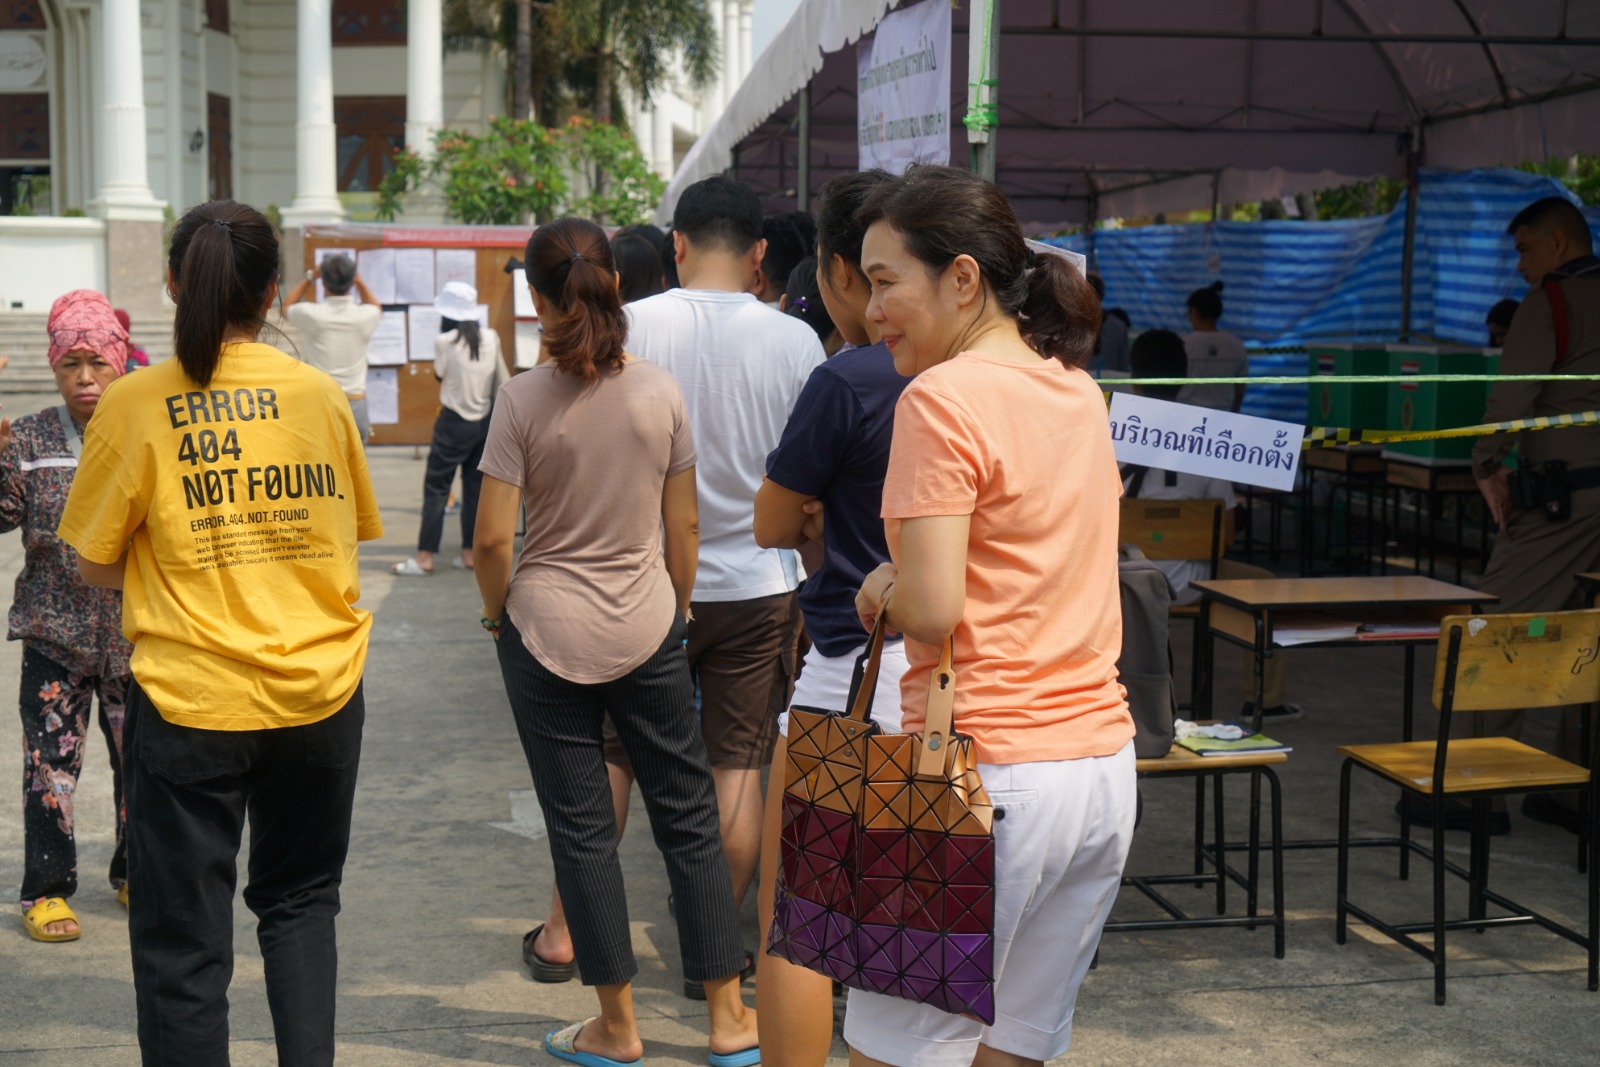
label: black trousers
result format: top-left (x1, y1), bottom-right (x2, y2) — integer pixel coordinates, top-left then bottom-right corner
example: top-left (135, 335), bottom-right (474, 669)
top-left (123, 680), bottom-right (365, 1067)
top-left (18, 645), bottom-right (128, 905)
top-left (418, 406), bottom-right (488, 554)
top-left (496, 614), bottom-right (745, 987)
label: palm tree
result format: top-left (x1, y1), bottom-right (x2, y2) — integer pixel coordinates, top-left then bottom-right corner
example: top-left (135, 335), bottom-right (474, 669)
top-left (443, 0), bottom-right (719, 127)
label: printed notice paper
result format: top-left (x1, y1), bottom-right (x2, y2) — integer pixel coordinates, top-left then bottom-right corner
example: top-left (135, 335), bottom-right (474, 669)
top-left (365, 310), bottom-right (408, 367)
top-left (436, 248), bottom-right (477, 289)
top-left (857, 0), bottom-right (951, 173)
top-left (1108, 392), bottom-right (1303, 492)
top-left (407, 306), bottom-right (442, 361)
top-left (513, 269), bottom-right (537, 318)
top-left (357, 248), bottom-right (397, 305)
top-left (394, 248), bottom-right (436, 303)
top-left (365, 367), bottom-right (400, 425)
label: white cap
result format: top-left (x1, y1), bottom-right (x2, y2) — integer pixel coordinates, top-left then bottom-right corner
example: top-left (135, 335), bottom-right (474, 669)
top-left (434, 281), bottom-right (479, 321)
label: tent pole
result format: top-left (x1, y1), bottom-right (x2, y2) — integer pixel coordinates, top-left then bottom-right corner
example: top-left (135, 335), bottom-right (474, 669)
top-left (1085, 191), bottom-right (1098, 270)
top-left (965, 0), bottom-right (1001, 181)
top-left (797, 81), bottom-right (812, 212)
top-left (1399, 128), bottom-right (1420, 342)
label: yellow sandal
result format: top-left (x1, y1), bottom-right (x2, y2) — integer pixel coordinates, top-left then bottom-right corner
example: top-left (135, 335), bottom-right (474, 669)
top-left (117, 883), bottom-right (129, 908)
top-left (23, 897), bottom-right (81, 942)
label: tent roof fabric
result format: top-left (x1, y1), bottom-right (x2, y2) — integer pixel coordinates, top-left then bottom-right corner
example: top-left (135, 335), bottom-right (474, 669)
top-left (658, 0), bottom-right (1600, 229)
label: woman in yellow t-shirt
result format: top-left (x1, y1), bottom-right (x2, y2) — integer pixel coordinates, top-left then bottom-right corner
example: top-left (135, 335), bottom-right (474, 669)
top-left (59, 199), bottom-right (383, 1064)
top-left (847, 166), bottom-right (1136, 1067)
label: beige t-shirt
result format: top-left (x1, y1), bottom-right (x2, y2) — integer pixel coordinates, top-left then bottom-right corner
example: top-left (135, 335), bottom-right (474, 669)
top-left (286, 297), bottom-right (382, 395)
top-left (435, 327), bottom-right (509, 421)
top-left (477, 359), bottom-right (696, 683)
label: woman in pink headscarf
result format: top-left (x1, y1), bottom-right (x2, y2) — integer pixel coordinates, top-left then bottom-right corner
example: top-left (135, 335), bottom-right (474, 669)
top-left (0, 289), bottom-right (133, 942)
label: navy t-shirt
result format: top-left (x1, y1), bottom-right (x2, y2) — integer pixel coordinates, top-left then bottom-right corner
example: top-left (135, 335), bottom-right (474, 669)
top-left (766, 342), bottom-right (909, 657)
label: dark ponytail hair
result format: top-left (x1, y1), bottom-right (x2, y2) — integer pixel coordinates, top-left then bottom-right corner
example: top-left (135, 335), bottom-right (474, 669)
top-left (525, 216), bottom-right (627, 384)
top-left (783, 256), bottom-right (835, 343)
top-left (817, 168), bottom-right (893, 275)
top-left (441, 317), bottom-right (482, 360)
top-left (856, 165), bottom-right (1101, 366)
top-left (1187, 280), bottom-right (1225, 322)
top-left (167, 200), bottom-right (281, 387)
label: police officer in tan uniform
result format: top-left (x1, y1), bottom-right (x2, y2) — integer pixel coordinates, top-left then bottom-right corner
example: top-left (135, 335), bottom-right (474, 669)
top-left (1470, 196), bottom-right (1600, 834)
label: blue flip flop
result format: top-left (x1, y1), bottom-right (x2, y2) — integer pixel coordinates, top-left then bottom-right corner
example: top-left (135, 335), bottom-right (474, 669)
top-left (543, 1019), bottom-right (642, 1067)
top-left (708, 1048), bottom-right (761, 1067)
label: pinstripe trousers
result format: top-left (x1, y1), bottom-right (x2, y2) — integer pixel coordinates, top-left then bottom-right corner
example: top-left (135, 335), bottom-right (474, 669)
top-left (496, 612), bottom-right (746, 987)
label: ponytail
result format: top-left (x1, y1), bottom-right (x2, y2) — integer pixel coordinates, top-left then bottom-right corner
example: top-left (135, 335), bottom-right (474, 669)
top-left (167, 200), bottom-right (280, 387)
top-left (525, 217), bottom-right (628, 384)
top-left (1020, 253), bottom-right (1101, 367)
top-left (442, 317), bottom-right (482, 360)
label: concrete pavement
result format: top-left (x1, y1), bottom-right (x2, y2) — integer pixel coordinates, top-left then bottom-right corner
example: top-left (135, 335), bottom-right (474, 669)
top-left (1, 412), bottom-right (1595, 1066)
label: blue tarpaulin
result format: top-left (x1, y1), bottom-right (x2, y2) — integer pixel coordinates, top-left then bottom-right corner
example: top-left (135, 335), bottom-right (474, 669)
top-left (1049, 168), bottom-right (1600, 423)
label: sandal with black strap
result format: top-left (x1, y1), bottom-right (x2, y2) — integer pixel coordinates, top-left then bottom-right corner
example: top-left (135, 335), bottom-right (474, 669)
top-left (522, 924), bottom-right (577, 983)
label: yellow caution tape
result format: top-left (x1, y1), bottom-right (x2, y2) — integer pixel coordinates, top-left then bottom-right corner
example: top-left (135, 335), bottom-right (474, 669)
top-left (1302, 409), bottom-right (1600, 448)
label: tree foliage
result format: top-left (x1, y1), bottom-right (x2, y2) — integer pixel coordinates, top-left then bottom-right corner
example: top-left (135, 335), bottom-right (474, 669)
top-left (374, 117), bottom-right (664, 227)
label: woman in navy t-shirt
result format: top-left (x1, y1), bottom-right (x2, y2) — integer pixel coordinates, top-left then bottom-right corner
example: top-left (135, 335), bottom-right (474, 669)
top-left (751, 170), bottom-right (908, 1066)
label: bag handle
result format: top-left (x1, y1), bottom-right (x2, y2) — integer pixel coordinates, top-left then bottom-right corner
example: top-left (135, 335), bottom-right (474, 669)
top-left (845, 611), bottom-right (890, 723)
top-left (915, 637), bottom-right (957, 778)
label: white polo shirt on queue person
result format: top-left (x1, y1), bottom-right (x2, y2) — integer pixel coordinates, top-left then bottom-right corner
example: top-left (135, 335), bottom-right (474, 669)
top-left (624, 288), bottom-right (824, 601)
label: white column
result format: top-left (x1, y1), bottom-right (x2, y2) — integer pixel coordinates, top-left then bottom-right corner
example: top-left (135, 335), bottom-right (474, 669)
top-left (652, 103), bottom-right (673, 178)
top-left (90, 0), bottom-right (165, 220)
top-left (405, 0), bottom-right (444, 158)
top-left (281, 0), bottom-right (345, 226)
top-left (723, 1), bottom-right (741, 107)
top-left (739, 1), bottom-right (753, 86)
top-left (705, 0), bottom-right (725, 119)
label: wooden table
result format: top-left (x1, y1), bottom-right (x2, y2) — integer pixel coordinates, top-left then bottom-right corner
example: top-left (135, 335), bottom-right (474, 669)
top-left (1190, 575), bottom-right (1500, 865)
top-left (1299, 446), bottom-right (1386, 577)
top-left (1382, 457), bottom-right (1486, 585)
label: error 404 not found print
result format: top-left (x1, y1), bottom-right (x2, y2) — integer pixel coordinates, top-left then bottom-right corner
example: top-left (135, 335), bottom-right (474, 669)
top-left (1109, 392), bottom-right (1304, 492)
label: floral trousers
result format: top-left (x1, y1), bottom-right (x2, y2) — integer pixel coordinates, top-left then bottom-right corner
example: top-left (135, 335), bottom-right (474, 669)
top-left (18, 645), bottom-right (128, 908)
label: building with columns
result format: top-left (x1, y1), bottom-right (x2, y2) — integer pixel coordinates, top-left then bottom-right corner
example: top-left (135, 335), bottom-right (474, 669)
top-left (0, 0), bottom-right (753, 372)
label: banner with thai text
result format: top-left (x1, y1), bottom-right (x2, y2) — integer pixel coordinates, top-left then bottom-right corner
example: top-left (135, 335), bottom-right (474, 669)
top-left (1109, 393), bottom-right (1304, 492)
top-left (858, 0), bottom-right (950, 174)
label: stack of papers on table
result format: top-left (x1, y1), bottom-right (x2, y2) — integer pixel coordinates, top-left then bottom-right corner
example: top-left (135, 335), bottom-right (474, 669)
top-left (1271, 615), bottom-right (1441, 647)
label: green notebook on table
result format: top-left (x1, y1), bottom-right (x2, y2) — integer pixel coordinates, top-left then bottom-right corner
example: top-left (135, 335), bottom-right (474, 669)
top-left (1177, 727), bottom-right (1292, 756)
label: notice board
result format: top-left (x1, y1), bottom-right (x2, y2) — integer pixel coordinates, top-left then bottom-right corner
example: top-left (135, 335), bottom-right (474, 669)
top-left (301, 223), bottom-right (530, 446)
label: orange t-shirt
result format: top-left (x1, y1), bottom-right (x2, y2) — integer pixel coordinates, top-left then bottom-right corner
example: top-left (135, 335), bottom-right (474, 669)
top-left (881, 351), bottom-right (1132, 765)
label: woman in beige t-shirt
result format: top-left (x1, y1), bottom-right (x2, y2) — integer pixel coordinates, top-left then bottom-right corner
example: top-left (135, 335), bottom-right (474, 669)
top-left (474, 217), bottom-right (759, 1067)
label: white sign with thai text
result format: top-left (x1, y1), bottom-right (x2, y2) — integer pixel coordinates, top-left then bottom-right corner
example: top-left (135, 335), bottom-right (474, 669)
top-left (857, 0), bottom-right (950, 174)
top-left (1109, 392), bottom-right (1303, 492)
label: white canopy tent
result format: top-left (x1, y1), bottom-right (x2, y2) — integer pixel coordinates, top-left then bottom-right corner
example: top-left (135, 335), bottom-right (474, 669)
top-left (657, 0), bottom-right (1600, 229)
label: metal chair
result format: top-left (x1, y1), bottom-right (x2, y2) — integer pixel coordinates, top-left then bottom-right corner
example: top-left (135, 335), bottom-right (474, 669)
top-left (1335, 609), bottom-right (1600, 1004)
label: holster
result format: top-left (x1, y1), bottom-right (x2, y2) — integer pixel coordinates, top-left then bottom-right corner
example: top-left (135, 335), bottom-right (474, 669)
top-left (1508, 459), bottom-right (1573, 521)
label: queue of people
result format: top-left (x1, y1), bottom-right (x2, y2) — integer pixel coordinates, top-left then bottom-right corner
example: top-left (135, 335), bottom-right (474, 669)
top-left (4, 174), bottom-right (1595, 1067)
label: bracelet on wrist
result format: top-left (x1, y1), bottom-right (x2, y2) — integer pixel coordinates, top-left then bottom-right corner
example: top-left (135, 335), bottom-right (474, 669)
top-left (480, 613), bottom-right (501, 632)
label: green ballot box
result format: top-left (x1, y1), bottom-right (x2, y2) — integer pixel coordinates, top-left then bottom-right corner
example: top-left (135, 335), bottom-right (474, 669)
top-left (1383, 344), bottom-right (1491, 465)
top-left (1306, 343), bottom-right (1390, 430)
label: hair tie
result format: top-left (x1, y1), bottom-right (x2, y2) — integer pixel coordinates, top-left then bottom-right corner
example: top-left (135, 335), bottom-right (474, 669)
top-left (570, 253), bottom-right (585, 266)
top-left (215, 218), bottom-right (231, 231)
top-left (1025, 249), bottom-right (1039, 269)
top-left (791, 296), bottom-right (810, 313)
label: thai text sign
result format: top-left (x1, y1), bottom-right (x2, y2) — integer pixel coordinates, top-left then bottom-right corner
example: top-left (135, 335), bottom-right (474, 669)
top-left (857, 0), bottom-right (951, 173)
top-left (1109, 393), bottom-right (1303, 492)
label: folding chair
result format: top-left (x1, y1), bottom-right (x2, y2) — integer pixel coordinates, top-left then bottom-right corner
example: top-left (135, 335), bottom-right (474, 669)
top-left (1336, 610), bottom-right (1600, 1004)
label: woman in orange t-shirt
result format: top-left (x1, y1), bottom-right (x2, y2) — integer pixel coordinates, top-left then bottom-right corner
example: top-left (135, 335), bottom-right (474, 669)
top-left (847, 165), bottom-right (1137, 1067)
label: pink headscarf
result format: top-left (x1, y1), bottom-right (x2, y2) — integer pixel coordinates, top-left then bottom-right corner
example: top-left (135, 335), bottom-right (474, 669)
top-left (47, 289), bottom-right (129, 375)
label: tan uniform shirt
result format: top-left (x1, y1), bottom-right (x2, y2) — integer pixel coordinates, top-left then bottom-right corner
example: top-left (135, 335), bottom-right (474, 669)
top-left (1474, 272), bottom-right (1600, 480)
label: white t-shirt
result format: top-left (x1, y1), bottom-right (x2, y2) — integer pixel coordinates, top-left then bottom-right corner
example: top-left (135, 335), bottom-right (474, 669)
top-left (1123, 465), bottom-right (1238, 605)
top-left (1176, 330), bottom-right (1249, 412)
top-left (286, 297), bottom-right (382, 395)
top-left (625, 288), bottom-right (826, 601)
top-left (435, 328), bottom-right (509, 421)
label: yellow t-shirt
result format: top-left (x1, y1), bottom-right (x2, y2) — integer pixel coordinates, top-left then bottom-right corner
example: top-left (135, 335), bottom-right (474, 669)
top-left (57, 343), bottom-right (384, 730)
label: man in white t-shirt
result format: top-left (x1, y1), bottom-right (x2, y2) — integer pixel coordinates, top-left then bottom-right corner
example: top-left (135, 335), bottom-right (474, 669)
top-left (1175, 281), bottom-right (1248, 413)
top-left (284, 254), bottom-right (382, 441)
top-left (624, 176), bottom-right (826, 924)
top-left (1127, 329), bottom-right (1302, 724)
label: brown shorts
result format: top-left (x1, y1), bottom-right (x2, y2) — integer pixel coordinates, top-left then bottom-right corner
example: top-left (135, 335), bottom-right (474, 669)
top-left (604, 591), bottom-right (801, 770)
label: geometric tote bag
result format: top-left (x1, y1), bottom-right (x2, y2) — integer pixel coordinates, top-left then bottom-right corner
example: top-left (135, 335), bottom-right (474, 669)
top-left (766, 616), bottom-right (997, 1023)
